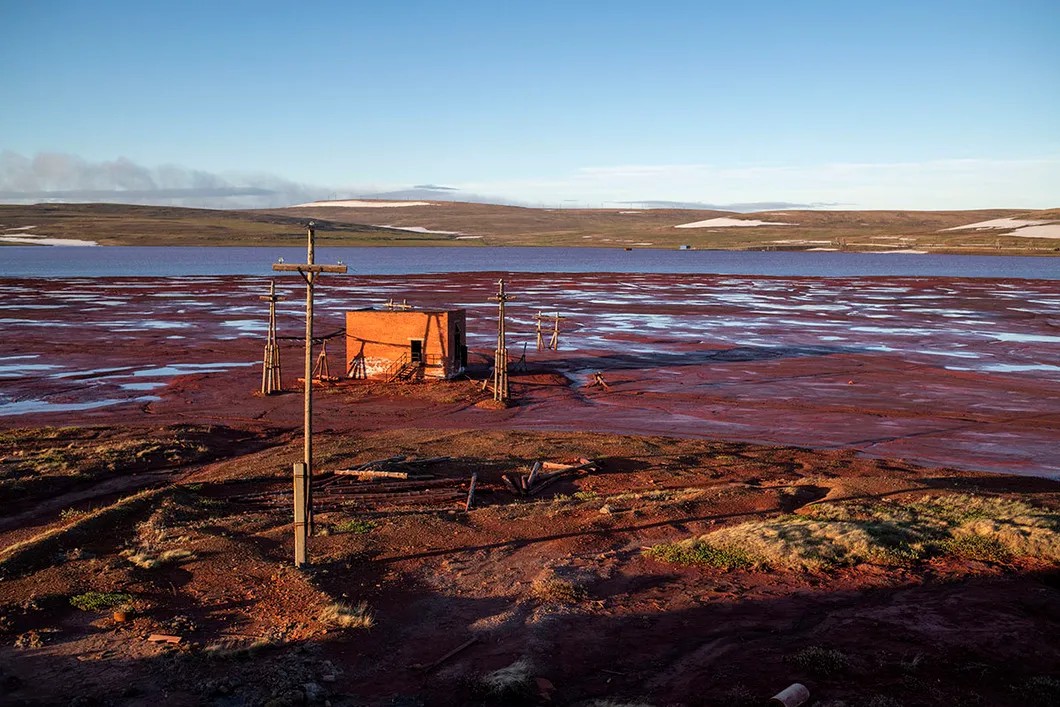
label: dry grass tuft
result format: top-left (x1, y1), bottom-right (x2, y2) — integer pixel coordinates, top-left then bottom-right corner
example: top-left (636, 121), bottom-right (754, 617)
top-left (530, 569), bottom-right (587, 604)
top-left (1015, 675), bottom-right (1060, 706)
top-left (477, 658), bottom-right (534, 700)
top-left (791, 645), bottom-right (852, 676)
top-left (121, 548), bottom-right (195, 569)
top-left (647, 494), bottom-right (1060, 572)
top-left (322, 601), bottom-right (374, 629)
top-left (120, 500), bottom-right (196, 568)
top-left (203, 638), bottom-right (273, 658)
top-left (0, 488), bottom-right (169, 578)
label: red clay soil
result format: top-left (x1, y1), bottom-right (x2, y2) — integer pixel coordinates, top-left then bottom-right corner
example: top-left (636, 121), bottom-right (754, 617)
top-left (1, 272), bottom-right (1059, 706)
top-left (1, 427), bottom-right (1058, 706)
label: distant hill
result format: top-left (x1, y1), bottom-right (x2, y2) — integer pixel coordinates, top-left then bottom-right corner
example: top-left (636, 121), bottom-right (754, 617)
top-left (265, 199), bottom-right (1060, 254)
top-left (1, 201), bottom-right (1057, 254)
top-left (0, 203), bottom-right (441, 247)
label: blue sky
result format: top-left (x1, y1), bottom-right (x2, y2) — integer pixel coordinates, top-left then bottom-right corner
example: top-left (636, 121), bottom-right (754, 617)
top-left (1, 0), bottom-right (1058, 209)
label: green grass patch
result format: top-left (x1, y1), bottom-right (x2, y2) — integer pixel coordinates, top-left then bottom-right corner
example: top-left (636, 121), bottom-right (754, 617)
top-left (333, 518), bottom-right (376, 534)
top-left (69, 592), bottom-right (133, 612)
top-left (644, 540), bottom-right (757, 570)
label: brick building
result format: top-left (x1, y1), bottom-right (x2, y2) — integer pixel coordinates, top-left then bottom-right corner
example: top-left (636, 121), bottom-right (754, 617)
top-left (345, 308), bottom-right (468, 381)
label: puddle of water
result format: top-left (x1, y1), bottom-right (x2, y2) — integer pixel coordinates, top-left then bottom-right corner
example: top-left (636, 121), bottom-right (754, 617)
top-left (850, 325), bottom-right (939, 336)
top-left (222, 319), bottom-right (267, 333)
top-left (132, 362), bottom-right (256, 377)
top-left (947, 363), bottom-right (1060, 374)
top-left (0, 363), bottom-right (63, 376)
top-left (120, 382), bottom-right (168, 391)
top-left (913, 349), bottom-right (981, 359)
top-left (51, 366), bottom-right (138, 379)
top-left (111, 320), bottom-right (195, 331)
top-left (980, 363), bottom-right (1060, 373)
top-left (989, 332), bottom-right (1060, 344)
top-left (0, 395), bottom-right (161, 416)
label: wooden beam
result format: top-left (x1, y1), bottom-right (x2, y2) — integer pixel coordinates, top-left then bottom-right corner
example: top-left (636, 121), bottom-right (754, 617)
top-left (271, 264), bottom-right (348, 274)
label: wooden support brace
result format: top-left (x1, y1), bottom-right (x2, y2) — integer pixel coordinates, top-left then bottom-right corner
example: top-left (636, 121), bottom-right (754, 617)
top-left (464, 472), bottom-right (478, 512)
top-left (410, 636), bottom-right (479, 672)
top-left (293, 462), bottom-right (308, 567)
top-left (527, 461), bottom-right (542, 487)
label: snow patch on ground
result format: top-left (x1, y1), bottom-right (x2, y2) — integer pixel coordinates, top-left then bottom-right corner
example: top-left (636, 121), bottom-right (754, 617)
top-left (3, 225), bottom-right (38, 231)
top-left (942, 217), bottom-right (1051, 231)
top-left (372, 225), bottom-right (464, 235)
top-left (290, 200), bottom-right (432, 208)
top-left (0, 235), bottom-right (98, 246)
top-left (455, 235), bottom-right (483, 240)
top-left (1010, 224), bottom-right (1060, 239)
top-left (675, 217), bottom-right (793, 229)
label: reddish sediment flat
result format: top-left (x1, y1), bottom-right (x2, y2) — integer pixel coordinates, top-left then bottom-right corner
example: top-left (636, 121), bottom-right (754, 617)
top-left (1, 272), bottom-right (1057, 477)
top-left (2, 271), bottom-right (1060, 706)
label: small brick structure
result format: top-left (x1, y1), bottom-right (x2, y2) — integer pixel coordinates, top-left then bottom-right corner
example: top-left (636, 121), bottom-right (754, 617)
top-left (345, 308), bottom-right (468, 381)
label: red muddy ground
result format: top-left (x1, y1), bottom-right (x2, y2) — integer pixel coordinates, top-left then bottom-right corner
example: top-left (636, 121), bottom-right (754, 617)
top-left (2, 272), bottom-right (1058, 477)
top-left (1, 272), bottom-right (1059, 706)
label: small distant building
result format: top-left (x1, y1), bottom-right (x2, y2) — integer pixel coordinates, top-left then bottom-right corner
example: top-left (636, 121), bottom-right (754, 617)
top-left (345, 308), bottom-right (468, 381)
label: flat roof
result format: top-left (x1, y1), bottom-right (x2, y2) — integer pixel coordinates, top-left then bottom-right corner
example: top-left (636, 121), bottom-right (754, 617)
top-left (346, 308), bottom-right (464, 315)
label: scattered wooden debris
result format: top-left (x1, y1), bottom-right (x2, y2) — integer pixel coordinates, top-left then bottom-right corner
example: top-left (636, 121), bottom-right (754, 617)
top-left (333, 469), bottom-right (431, 480)
top-left (501, 474), bottom-right (521, 495)
top-left (506, 458), bottom-right (597, 497)
top-left (147, 633), bottom-right (182, 644)
top-left (584, 371), bottom-right (611, 391)
top-left (410, 636), bottom-right (479, 672)
top-left (332, 455), bottom-right (452, 479)
top-left (526, 461), bottom-right (542, 487)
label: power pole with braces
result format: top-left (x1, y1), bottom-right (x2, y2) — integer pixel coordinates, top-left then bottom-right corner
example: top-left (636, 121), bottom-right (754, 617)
top-left (272, 222), bottom-right (347, 567)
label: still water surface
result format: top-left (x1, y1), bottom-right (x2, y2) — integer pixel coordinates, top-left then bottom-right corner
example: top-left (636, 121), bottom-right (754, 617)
top-left (1, 246), bottom-right (1057, 279)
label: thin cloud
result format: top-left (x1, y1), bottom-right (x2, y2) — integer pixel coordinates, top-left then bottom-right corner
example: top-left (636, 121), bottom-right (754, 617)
top-left (463, 157), bottom-right (1060, 210)
top-left (411, 184), bottom-right (460, 191)
top-left (0, 151), bottom-right (333, 208)
top-left (615, 200), bottom-right (841, 212)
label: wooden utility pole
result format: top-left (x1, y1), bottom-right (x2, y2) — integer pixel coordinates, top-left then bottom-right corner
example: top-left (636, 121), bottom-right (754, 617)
top-left (489, 279), bottom-right (514, 402)
top-left (259, 280), bottom-right (285, 395)
top-left (534, 312), bottom-right (546, 351)
top-left (548, 312), bottom-right (567, 351)
top-left (272, 222), bottom-right (347, 567)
